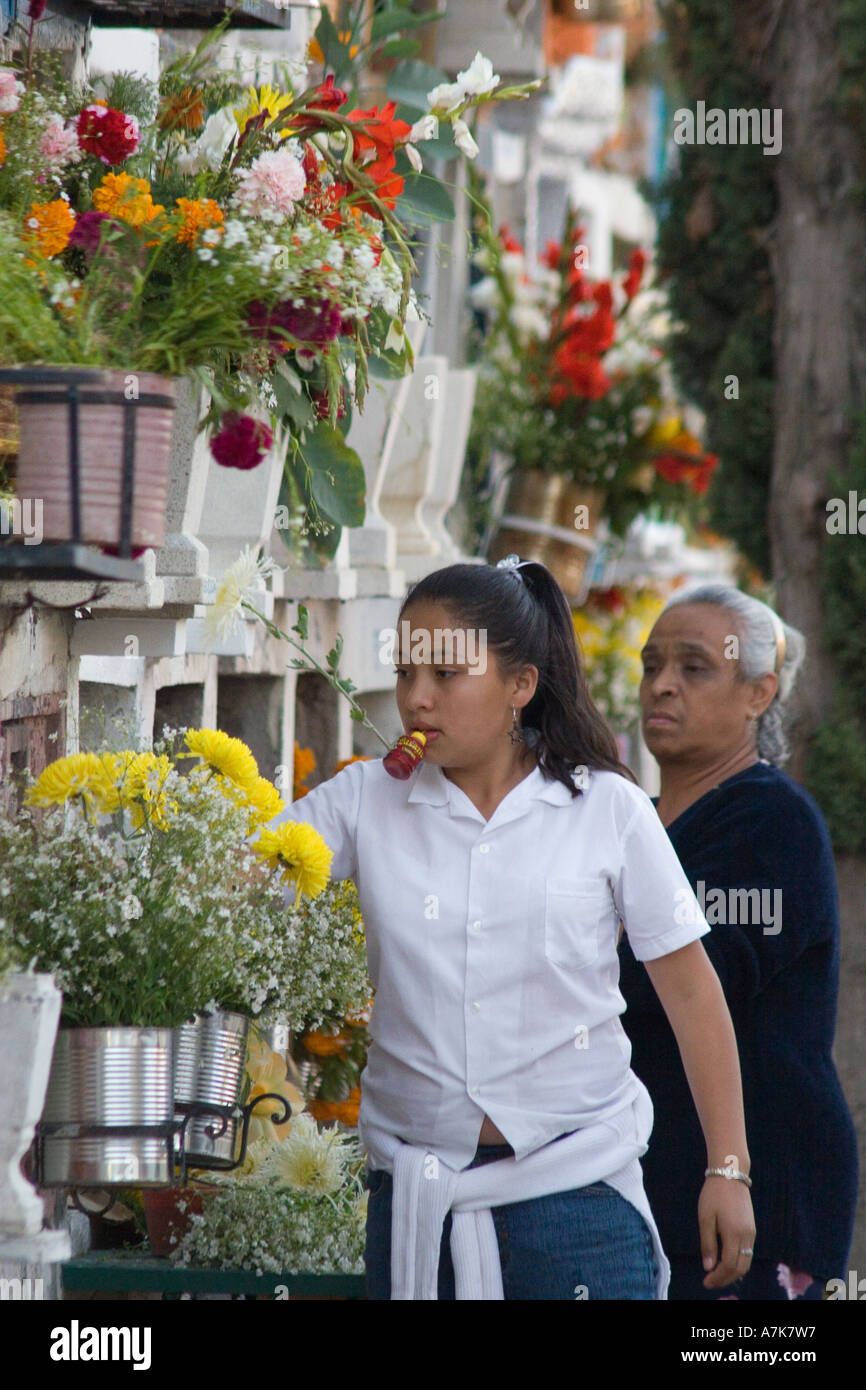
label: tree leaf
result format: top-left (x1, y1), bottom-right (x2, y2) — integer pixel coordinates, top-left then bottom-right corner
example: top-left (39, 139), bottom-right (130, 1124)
top-left (378, 37), bottom-right (422, 60)
top-left (299, 423), bottom-right (366, 527)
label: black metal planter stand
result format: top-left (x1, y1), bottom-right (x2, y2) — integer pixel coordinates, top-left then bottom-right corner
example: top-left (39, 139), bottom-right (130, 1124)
top-left (35, 1091), bottom-right (293, 1201)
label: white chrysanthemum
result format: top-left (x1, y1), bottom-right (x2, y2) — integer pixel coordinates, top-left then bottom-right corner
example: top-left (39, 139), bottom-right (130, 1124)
top-left (202, 545), bottom-right (278, 647)
top-left (264, 1113), bottom-right (352, 1195)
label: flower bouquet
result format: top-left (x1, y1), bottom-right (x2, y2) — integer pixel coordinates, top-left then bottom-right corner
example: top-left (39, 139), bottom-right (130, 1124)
top-left (466, 195), bottom-right (721, 543)
top-left (0, 8), bottom-right (540, 560)
top-left (572, 586), bottom-right (666, 734)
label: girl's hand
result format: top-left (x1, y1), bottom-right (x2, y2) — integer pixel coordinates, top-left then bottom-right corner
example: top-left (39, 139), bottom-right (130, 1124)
top-left (698, 1177), bottom-right (756, 1290)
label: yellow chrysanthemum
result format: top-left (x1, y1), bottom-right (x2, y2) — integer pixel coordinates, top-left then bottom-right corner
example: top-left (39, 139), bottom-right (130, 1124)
top-left (116, 751), bottom-right (177, 830)
top-left (233, 83), bottom-right (294, 134)
top-left (180, 728), bottom-right (260, 791)
top-left (174, 196), bottom-right (224, 247)
top-left (264, 1112), bottom-right (350, 1194)
top-left (24, 753), bottom-right (106, 808)
top-left (245, 776), bottom-right (285, 824)
top-left (92, 172), bottom-right (164, 229)
top-left (251, 821), bottom-right (333, 900)
top-left (22, 198), bottom-right (75, 258)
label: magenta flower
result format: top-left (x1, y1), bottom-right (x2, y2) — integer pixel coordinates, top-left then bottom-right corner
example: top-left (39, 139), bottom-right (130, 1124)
top-left (247, 297), bottom-right (346, 350)
top-left (68, 210), bottom-right (115, 256)
top-left (210, 413), bottom-right (273, 471)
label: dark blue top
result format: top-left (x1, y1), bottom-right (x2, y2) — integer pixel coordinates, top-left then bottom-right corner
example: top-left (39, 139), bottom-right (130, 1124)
top-left (618, 761), bottom-right (858, 1279)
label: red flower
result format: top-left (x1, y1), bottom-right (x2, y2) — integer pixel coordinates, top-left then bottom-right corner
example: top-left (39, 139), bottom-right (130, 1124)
top-left (291, 74), bottom-right (348, 131)
top-left (549, 355), bottom-right (612, 403)
top-left (311, 386), bottom-right (346, 420)
top-left (623, 248), bottom-right (648, 300)
top-left (77, 105), bottom-right (140, 165)
top-left (344, 100), bottom-right (411, 164)
top-left (558, 305), bottom-right (616, 357)
top-left (591, 586), bottom-right (627, 614)
top-left (654, 451), bottom-right (719, 495)
top-left (499, 222), bottom-right (524, 255)
top-left (28, 0), bottom-right (47, 18)
top-left (591, 281), bottom-right (613, 313)
top-left (352, 154), bottom-right (404, 216)
top-left (541, 239), bottom-right (562, 269)
top-left (210, 413), bottom-right (273, 470)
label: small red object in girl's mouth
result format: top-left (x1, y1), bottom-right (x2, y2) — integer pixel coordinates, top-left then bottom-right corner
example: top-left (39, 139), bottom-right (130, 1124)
top-left (383, 730), bottom-right (428, 780)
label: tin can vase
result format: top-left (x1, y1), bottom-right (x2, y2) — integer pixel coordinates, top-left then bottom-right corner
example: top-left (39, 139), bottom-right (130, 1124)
top-left (489, 469), bottom-right (606, 600)
top-left (174, 1011), bottom-right (250, 1168)
top-left (8, 367), bottom-right (177, 551)
top-left (39, 1027), bottom-right (175, 1187)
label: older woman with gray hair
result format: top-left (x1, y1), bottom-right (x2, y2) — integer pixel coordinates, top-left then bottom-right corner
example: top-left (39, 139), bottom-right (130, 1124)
top-left (618, 584), bottom-right (858, 1300)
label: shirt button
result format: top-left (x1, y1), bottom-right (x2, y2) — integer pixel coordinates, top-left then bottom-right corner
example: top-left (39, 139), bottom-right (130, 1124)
top-left (479, 843), bottom-right (490, 854)
top-left (472, 1001), bottom-right (481, 1012)
top-left (471, 1086), bottom-right (480, 1096)
top-left (472, 920), bottom-right (482, 932)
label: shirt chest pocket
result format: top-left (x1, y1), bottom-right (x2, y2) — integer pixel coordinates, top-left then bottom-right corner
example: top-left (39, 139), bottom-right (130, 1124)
top-left (544, 878), bottom-right (612, 971)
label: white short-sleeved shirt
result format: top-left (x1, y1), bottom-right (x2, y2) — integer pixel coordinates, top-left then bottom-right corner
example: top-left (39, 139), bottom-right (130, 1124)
top-left (271, 757), bottom-right (709, 1170)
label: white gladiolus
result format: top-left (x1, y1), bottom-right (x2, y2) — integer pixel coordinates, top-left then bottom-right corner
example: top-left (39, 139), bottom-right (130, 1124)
top-left (509, 303), bottom-right (549, 340)
top-left (426, 80), bottom-right (465, 116)
top-left (455, 52), bottom-right (500, 98)
top-left (409, 114), bottom-right (439, 143)
top-left (404, 142), bottom-right (423, 173)
top-left (451, 117), bottom-right (479, 159)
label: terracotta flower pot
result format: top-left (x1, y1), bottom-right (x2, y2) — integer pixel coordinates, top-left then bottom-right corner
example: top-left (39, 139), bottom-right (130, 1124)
top-left (143, 1186), bottom-right (216, 1258)
top-left (9, 367), bottom-right (177, 551)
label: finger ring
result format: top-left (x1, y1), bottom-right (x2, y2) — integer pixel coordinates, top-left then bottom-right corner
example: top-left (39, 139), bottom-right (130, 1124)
top-left (739, 1248), bottom-right (754, 1256)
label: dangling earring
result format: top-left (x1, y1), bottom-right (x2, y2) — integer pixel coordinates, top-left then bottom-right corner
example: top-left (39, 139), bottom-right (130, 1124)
top-left (508, 707), bottom-right (525, 744)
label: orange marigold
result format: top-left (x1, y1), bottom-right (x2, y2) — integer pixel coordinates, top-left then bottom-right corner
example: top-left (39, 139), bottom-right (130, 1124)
top-left (0, 127), bottom-right (6, 167)
top-left (93, 172), bottom-right (164, 229)
top-left (23, 199), bottom-right (75, 258)
top-left (158, 87), bottom-right (206, 132)
top-left (332, 754), bottom-right (371, 776)
top-left (301, 1029), bottom-right (350, 1057)
top-left (293, 741), bottom-right (316, 799)
top-left (175, 196), bottom-right (224, 247)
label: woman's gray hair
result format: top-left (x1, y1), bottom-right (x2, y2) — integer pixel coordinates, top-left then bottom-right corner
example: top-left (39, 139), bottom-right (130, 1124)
top-left (660, 584), bottom-right (806, 765)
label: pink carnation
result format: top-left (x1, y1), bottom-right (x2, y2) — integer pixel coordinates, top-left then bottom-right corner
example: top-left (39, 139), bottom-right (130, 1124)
top-left (40, 119), bottom-right (83, 168)
top-left (234, 148), bottom-right (306, 218)
top-left (0, 67), bottom-right (24, 115)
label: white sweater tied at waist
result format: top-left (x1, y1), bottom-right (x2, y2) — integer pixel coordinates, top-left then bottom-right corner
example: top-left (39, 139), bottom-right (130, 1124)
top-left (361, 1078), bottom-right (670, 1300)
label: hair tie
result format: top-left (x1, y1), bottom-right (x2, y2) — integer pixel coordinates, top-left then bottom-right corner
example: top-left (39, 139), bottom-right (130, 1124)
top-left (496, 553), bottom-right (530, 587)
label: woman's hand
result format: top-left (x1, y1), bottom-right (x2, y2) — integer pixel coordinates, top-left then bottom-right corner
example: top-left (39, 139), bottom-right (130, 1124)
top-left (699, 1176), bottom-right (756, 1289)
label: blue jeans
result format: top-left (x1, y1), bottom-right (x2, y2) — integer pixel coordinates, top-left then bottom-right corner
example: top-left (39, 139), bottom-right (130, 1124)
top-left (364, 1139), bottom-right (659, 1300)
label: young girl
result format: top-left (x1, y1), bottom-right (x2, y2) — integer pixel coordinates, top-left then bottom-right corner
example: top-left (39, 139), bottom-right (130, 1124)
top-left (271, 557), bottom-right (755, 1300)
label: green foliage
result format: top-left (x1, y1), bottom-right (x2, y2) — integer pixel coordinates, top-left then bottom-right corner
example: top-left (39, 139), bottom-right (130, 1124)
top-left (805, 412), bottom-right (866, 851)
top-left (652, 0), bottom-right (777, 574)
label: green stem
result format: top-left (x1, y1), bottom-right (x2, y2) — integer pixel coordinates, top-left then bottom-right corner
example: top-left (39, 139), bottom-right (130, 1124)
top-left (239, 599), bottom-right (392, 752)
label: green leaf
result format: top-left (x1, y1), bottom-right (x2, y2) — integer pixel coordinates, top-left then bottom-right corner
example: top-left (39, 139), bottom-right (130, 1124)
top-left (371, 8), bottom-right (445, 41)
top-left (326, 634), bottom-right (343, 670)
top-left (386, 59), bottom-right (448, 112)
top-left (394, 167), bottom-right (455, 227)
top-left (314, 9), bottom-right (352, 77)
top-left (272, 368), bottom-right (314, 430)
top-left (293, 603), bottom-right (309, 641)
top-left (299, 423), bottom-right (366, 528)
top-left (378, 37), bottom-right (422, 60)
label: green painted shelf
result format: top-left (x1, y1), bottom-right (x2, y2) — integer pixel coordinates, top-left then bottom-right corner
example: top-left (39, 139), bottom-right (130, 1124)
top-left (61, 1250), bottom-right (366, 1298)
